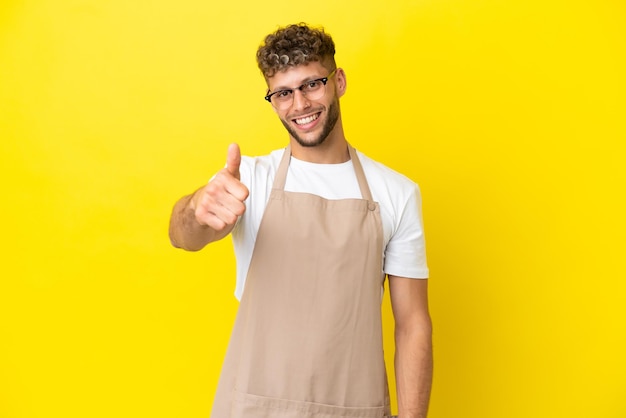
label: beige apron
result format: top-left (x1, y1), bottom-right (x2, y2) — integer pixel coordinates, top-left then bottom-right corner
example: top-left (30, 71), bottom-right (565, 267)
top-left (212, 145), bottom-right (392, 418)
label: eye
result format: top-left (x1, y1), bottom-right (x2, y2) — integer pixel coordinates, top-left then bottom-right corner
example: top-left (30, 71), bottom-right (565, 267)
top-left (274, 90), bottom-right (292, 100)
top-left (304, 80), bottom-right (322, 90)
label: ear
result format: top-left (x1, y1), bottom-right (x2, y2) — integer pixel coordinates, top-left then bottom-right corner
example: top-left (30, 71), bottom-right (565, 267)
top-left (335, 68), bottom-right (347, 98)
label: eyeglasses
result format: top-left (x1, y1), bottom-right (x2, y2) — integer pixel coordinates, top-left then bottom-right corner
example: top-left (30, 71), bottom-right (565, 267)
top-left (264, 69), bottom-right (336, 110)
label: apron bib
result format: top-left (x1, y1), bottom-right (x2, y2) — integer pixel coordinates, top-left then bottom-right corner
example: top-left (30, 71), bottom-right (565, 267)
top-left (212, 145), bottom-right (392, 417)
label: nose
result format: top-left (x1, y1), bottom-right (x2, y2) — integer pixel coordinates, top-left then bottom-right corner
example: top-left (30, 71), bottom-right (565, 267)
top-left (290, 89), bottom-right (311, 111)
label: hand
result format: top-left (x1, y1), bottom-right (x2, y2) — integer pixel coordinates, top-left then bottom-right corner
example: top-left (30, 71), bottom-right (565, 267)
top-left (191, 143), bottom-right (250, 231)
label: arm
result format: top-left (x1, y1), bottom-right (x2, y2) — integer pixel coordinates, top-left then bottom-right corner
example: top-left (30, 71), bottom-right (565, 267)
top-left (168, 144), bottom-right (249, 251)
top-left (389, 275), bottom-right (433, 418)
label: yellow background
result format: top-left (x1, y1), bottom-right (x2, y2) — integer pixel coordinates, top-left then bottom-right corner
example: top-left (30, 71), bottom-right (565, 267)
top-left (1, 0), bottom-right (625, 417)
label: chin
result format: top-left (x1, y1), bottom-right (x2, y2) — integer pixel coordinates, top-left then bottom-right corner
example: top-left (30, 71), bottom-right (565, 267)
top-left (293, 134), bottom-right (327, 148)
top-left (282, 122), bottom-right (326, 148)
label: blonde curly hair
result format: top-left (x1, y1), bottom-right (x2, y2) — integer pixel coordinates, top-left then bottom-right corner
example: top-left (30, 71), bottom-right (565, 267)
top-left (256, 23), bottom-right (336, 78)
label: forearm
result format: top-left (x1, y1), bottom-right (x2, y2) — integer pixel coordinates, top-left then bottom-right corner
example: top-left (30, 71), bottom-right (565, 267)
top-left (394, 322), bottom-right (433, 418)
top-left (168, 191), bottom-right (226, 251)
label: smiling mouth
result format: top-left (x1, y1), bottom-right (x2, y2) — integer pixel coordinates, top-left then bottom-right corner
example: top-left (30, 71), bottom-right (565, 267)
top-left (293, 112), bottom-right (320, 126)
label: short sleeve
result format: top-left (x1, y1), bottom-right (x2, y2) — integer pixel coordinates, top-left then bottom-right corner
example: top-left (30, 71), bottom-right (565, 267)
top-left (383, 183), bottom-right (429, 279)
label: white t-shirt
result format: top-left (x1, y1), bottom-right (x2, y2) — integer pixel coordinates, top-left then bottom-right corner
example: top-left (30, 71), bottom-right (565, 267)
top-left (230, 148), bottom-right (429, 300)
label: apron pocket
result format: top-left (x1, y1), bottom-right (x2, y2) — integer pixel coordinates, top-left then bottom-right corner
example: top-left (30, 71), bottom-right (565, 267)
top-left (231, 390), bottom-right (388, 418)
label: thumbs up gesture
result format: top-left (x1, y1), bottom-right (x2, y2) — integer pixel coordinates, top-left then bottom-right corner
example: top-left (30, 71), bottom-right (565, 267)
top-left (191, 143), bottom-right (250, 232)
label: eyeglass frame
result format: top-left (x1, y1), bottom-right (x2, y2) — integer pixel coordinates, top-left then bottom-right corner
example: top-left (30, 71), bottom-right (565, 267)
top-left (264, 69), bottom-right (337, 107)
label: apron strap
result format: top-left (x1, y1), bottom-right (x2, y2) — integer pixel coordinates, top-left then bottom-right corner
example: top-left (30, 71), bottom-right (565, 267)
top-left (273, 144), bottom-right (292, 190)
top-left (348, 145), bottom-right (374, 202)
top-left (273, 143), bottom-right (375, 203)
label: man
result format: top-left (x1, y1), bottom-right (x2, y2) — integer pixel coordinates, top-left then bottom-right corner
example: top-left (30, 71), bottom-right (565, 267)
top-left (169, 23), bottom-right (432, 418)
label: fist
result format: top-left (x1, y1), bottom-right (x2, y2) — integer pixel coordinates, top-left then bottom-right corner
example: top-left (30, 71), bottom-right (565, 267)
top-left (192, 143), bottom-right (250, 231)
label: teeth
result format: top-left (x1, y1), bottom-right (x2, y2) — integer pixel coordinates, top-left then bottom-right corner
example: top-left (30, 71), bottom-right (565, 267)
top-left (295, 114), bottom-right (318, 125)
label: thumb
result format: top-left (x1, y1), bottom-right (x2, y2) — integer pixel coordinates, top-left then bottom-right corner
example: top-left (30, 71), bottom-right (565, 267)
top-left (225, 143), bottom-right (242, 180)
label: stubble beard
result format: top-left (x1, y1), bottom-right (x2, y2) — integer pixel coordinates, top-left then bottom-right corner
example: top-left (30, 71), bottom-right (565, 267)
top-left (280, 98), bottom-right (340, 148)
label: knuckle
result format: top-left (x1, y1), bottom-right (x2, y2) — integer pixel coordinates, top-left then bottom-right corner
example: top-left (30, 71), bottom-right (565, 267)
top-left (205, 182), bottom-right (220, 197)
top-left (234, 202), bottom-right (247, 216)
top-left (240, 185), bottom-right (250, 200)
top-left (225, 213), bottom-right (238, 225)
top-left (194, 206), bottom-right (206, 223)
top-left (211, 220), bottom-right (226, 231)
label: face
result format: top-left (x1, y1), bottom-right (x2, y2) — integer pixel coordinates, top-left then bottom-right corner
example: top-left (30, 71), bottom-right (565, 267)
top-left (267, 61), bottom-right (344, 148)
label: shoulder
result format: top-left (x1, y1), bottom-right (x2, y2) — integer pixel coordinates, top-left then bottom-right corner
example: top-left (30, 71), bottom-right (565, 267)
top-left (356, 150), bottom-right (421, 202)
top-left (238, 148), bottom-right (286, 186)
